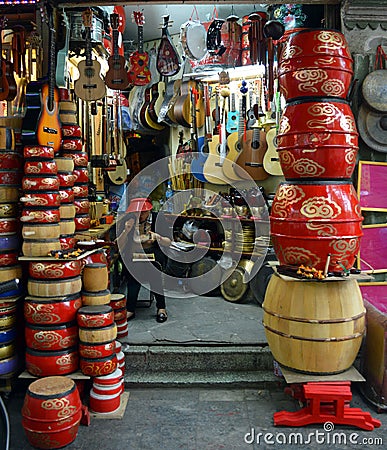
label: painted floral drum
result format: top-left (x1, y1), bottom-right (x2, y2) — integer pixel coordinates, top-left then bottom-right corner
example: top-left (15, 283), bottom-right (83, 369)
top-left (270, 181), bottom-right (363, 272)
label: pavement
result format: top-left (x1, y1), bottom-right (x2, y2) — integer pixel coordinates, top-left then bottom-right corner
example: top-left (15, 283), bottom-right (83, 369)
top-left (3, 287), bottom-right (387, 449)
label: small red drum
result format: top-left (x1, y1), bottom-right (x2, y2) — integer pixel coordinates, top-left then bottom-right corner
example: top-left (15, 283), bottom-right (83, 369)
top-left (0, 152), bottom-right (23, 170)
top-left (110, 293), bottom-right (126, 310)
top-left (24, 294), bottom-right (82, 325)
top-left (61, 137), bottom-right (83, 151)
top-left (0, 169), bottom-right (22, 185)
top-left (79, 340), bottom-right (115, 359)
top-left (72, 184), bottom-right (88, 198)
top-left (73, 168), bottom-right (89, 184)
top-left (25, 322), bottom-right (78, 351)
top-left (59, 188), bottom-right (75, 204)
top-left (74, 198), bottom-right (90, 215)
top-left (89, 388), bottom-right (121, 414)
top-left (0, 218), bottom-right (18, 234)
top-left (92, 379), bottom-right (123, 396)
top-left (80, 353), bottom-right (118, 377)
top-left (20, 191), bottom-right (61, 208)
top-left (62, 124), bottom-right (82, 137)
top-left (74, 214), bottom-right (90, 231)
top-left (59, 234), bottom-right (77, 250)
top-left (58, 172), bottom-right (77, 188)
top-left (278, 28), bottom-right (353, 101)
top-left (24, 160), bottom-right (57, 175)
top-left (20, 207), bottom-right (60, 224)
top-left (29, 260), bottom-right (83, 280)
top-left (25, 347), bottom-right (79, 377)
top-left (113, 307), bottom-right (126, 322)
top-left (24, 146), bottom-right (55, 160)
top-left (0, 251), bottom-right (18, 266)
top-left (22, 376), bottom-right (81, 448)
top-left (270, 181), bottom-right (363, 273)
top-left (62, 152), bottom-right (88, 168)
top-left (22, 175), bottom-right (60, 191)
top-left (77, 305), bottom-right (114, 328)
top-left (94, 367), bottom-right (123, 385)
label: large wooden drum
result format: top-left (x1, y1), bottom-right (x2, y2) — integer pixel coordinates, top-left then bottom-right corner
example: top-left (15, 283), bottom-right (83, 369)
top-left (262, 274), bottom-right (365, 374)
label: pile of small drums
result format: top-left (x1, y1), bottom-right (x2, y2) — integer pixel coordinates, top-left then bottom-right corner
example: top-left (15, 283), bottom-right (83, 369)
top-left (59, 89), bottom-right (90, 233)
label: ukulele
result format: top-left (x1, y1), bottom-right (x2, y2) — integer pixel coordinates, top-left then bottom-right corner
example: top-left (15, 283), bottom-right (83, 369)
top-left (203, 87), bottom-right (233, 185)
top-left (74, 9), bottom-right (106, 101)
top-left (127, 11), bottom-right (151, 86)
top-left (55, 11), bottom-right (71, 89)
top-left (157, 15), bottom-right (181, 77)
top-left (22, 7), bottom-right (62, 151)
top-left (0, 17), bottom-right (17, 102)
top-left (147, 78), bottom-right (166, 127)
top-left (105, 13), bottom-right (130, 91)
top-left (223, 93), bottom-right (245, 181)
top-left (246, 89), bottom-right (257, 130)
top-left (226, 92), bottom-right (239, 133)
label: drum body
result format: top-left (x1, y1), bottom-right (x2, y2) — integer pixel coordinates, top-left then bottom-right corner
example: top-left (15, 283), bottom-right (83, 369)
top-left (278, 29), bottom-right (353, 101)
top-left (270, 181), bottom-right (363, 273)
top-left (277, 99), bottom-right (358, 179)
top-left (262, 275), bottom-right (365, 374)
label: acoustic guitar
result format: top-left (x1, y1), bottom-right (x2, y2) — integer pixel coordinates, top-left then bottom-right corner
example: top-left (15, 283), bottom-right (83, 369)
top-left (263, 91), bottom-right (283, 176)
top-left (74, 9), bottom-right (106, 101)
top-left (203, 88), bottom-right (234, 185)
top-left (146, 79), bottom-right (166, 128)
top-left (0, 16), bottom-right (17, 102)
top-left (191, 83), bottom-right (211, 183)
top-left (157, 15), bottom-right (181, 77)
top-left (22, 7), bottom-right (62, 152)
top-left (128, 11), bottom-right (151, 86)
top-left (174, 79), bottom-right (204, 129)
top-left (105, 13), bottom-right (130, 91)
top-left (234, 126), bottom-right (269, 181)
top-left (157, 79), bottom-right (175, 125)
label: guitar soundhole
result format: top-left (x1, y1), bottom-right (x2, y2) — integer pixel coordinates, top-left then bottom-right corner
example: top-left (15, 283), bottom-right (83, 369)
top-left (85, 68), bottom-right (95, 78)
top-left (138, 60), bottom-right (144, 66)
top-left (252, 139), bottom-right (260, 150)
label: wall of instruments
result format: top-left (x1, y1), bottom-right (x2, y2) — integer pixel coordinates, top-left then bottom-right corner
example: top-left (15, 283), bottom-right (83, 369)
top-left (0, 3), bottom-right (326, 196)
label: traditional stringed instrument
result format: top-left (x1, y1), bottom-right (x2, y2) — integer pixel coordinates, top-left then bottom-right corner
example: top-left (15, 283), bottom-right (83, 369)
top-left (147, 78), bottom-right (166, 128)
top-left (105, 13), bottom-right (130, 91)
top-left (233, 80), bottom-right (269, 181)
top-left (74, 9), bottom-right (106, 101)
top-left (203, 87), bottom-right (233, 185)
top-left (263, 87), bottom-right (283, 176)
top-left (157, 15), bottom-right (181, 77)
top-left (0, 16), bottom-right (17, 102)
top-left (174, 79), bottom-right (204, 129)
top-left (108, 92), bottom-right (128, 185)
top-left (226, 92), bottom-right (239, 134)
top-left (127, 11), bottom-right (151, 86)
top-left (55, 11), bottom-right (71, 89)
top-left (22, 7), bottom-right (62, 152)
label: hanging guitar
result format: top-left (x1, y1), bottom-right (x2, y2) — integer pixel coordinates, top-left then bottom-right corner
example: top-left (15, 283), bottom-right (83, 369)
top-left (22, 6), bottom-right (62, 152)
top-left (128, 11), bottom-right (152, 86)
top-left (74, 9), bottom-right (106, 101)
top-left (0, 16), bottom-right (17, 102)
top-left (108, 93), bottom-right (128, 185)
top-left (191, 83), bottom-right (211, 183)
top-left (263, 87), bottom-right (283, 176)
top-left (55, 11), bottom-right (71, 89)
top-left (105, 13), bottom-right (130, 91)
top-left (157, 15), bottom-right (181, 77)
top-left (226, 92), bottom-right (239, 133)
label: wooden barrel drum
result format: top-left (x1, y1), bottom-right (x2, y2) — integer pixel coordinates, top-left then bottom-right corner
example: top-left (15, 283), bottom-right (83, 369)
top-left (262, 275), bottom-right (366, 374)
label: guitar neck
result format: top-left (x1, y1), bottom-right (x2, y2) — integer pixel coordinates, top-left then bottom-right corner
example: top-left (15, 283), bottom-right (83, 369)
top-left (85, 28), bottom-right (92, 66)
top-left (138, 25), bottom-right (144, 53)
top-left (112, 28), bottom-right (119, 58)
top-left (47, 15), bottom-right (56, 111)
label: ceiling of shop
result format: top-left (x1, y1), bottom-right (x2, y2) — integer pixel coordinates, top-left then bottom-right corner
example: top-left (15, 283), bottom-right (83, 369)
top-left (121, 4), bottom-right (267, 42)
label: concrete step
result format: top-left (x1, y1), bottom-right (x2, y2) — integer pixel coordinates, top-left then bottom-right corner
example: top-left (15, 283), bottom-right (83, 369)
top-left (122, 344), bottom-right (276, 387)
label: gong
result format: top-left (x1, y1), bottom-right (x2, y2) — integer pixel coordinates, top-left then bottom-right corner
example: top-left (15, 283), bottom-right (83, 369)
top-left (362, 69), bottom-right (387, 113)
top-left (357, 104), bottom-right (387, 153)
top-left (220, 259), bottom-right (254, 303)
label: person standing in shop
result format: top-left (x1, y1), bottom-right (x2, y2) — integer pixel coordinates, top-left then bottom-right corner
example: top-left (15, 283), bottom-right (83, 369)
top-left (116, 198), bottom-right (171, 323)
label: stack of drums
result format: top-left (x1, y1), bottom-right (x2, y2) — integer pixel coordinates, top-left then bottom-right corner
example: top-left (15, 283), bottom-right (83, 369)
top-left (78, 306), bottom-right (117, 377)
top-left (58, 89), bottom-right (90, 233)
top-left (22, 376), bottom-right (82, 449)
top-left (55, 157), bottom-right (77, 250)
top-left (115, 340), bottom-right (125, 374)
top-left (21, 145), bottom-right (61, 257)
top-left (24, 260), bottom-right (82, 377)
top-left (110, 293), bottom-right (128, 339)
top-left (81, 261), bottom-right (111, 306)
top-left (89, 367), bottom-right (124, 414)
top-left (264, 28), bottom-right (365, 374)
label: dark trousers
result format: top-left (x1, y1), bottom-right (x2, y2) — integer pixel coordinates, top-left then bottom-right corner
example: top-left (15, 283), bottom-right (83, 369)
top-left (123, 244), bottom-right (167, 313)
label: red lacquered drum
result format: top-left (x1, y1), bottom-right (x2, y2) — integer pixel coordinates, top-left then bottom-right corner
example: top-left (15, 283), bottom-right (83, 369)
top-left (24, 160), bottom-right (57, 175)
top-left (59, 187), bottom-right (75, 204)
top-left (80, 353), bottom-right (118, 377)
top-left (113, 307), bottom-right (126, 322)
top-left (0, 251), bottom-right (18, 266)
top-left (25, 347), bottom-right (79, 377)
top-left (77, 305), bottom-right (114, 328)
top-left (22, 175), bottom-right (60, 191)
top-left (278, 29), bottom-right (353, 100)
top-left (21, 207), bottom-right (60, 224)
top-left (0, 152), bottom-right (23, 170)
top-left (94, 367), bottom-right (123, 385)
top-left (59, 235), bottom-right (76, 250)
top-left (22, 376), bottom-right (81, 448)
top-left (74, 198), bottom-right (90, 215)
top-left (29, 260), bottom-right (83, 280)
top-left (89, 389), bottom-right (121, 414)
top-left (0, 169), bottom-right (22, 185)
top-left (24, 294), bottom-right (82, 325)
top-left (110, 293), bottom-right (126, 310)
top-left (277, 99), bottom-right (358, 179)
top-left (20, 191), bottom-right (61, 207)
top-left (62, 152), bottom-right (88, 168)
top-left (24, 145), bottom-right (55, 160)
top-left (72, 184), bottom-right (88, 198)
top-left (62, 137), bottom-right (83, 151)
top-left (58, 172), bottom-right (77, 188)
top-left (270, 181), bottom-right (363, 272)
top-left (0, 218), bottom-right (18, 234)
top-left (79, 340), bottom-right (115, 359)
top-left (92, 380), bottom-right (123, 396)
top-left (83, 248), bottom-right (108, 265)
top-left (25, 322), bottom-right (78, 350)
top-left (62, 125), bottom-right (82, 137)
top-left (74, 214), bottom-right (90, 231)
top-left (73, 168), bottom-right (89, 184)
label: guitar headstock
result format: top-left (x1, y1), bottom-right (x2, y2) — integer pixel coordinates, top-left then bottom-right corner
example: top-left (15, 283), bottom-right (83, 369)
top-left (0, 16), bottom-right (8, 31)
top-left (110, 13), bottom-right (119, 31)
top-left (82, 8), bottom-right (93, 29)
top-left (132, 11), bottom-right (145, 27)
top-left (160, 15), bottom-right (173, 29)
